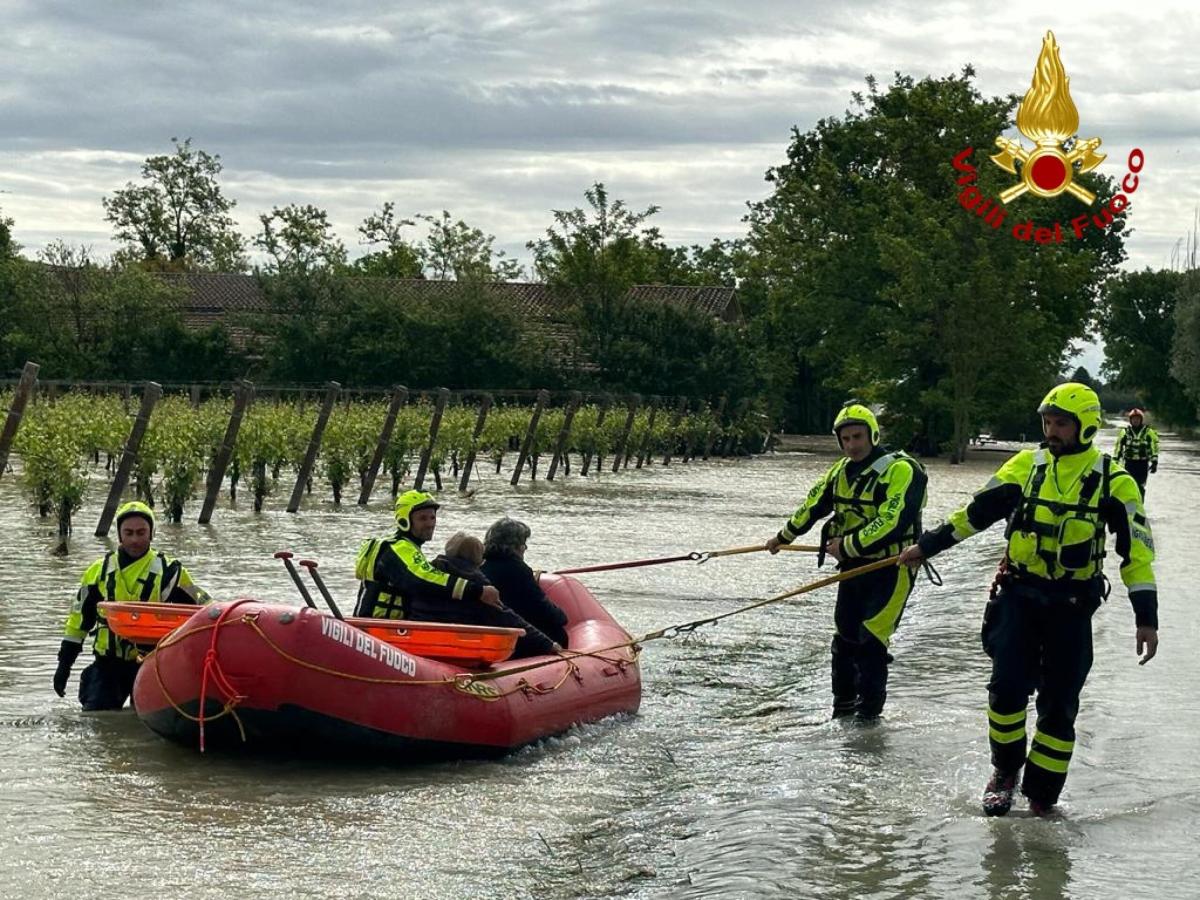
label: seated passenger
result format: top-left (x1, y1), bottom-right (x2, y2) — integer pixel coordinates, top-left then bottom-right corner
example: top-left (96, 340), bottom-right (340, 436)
top-left (433, 532), bottom-right (487, 582)
top-left (354, 492), bottom-right (559, 658)
top-left (481, 517), bottom-right (570, 648)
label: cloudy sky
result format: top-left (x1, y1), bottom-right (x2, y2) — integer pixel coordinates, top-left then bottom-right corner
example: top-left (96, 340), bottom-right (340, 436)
top-left (3, 0), bottom-right (1198, 368)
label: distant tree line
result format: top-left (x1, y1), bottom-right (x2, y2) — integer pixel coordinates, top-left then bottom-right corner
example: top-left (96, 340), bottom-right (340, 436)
top-left (9, 65), bottom-right (1190, 453)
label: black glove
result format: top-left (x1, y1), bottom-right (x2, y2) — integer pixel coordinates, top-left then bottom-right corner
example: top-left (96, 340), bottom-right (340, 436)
top-left (1150, 460), bottom-right (1158, 474)
top-left (53, 640), bottom-right (82, 697)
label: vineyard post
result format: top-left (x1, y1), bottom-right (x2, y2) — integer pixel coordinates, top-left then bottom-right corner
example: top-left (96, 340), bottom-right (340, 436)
top-left (458, 393), bottom-right (493, 492)
top-left (612, 394), bottom-right (640, 473)
top-left (635, 396), bottom-right (661, 469)
top-left (413, 387), bottom-right (450, 491)
top-left (662, 395), bottom-right (688, 466)
top-left (510, 389), bottom-right (550, 486)
top-left (189, 384), bottom-right (202, 408)
top-left (359, 385), bottom-right (409, 505)
top-left (721, 397), bottom-right (751, 457)
top-left (198, 380), bottom-right (254, 524)
top-left (287, 381), bottom-right (341, 513)
top-left (0, 360), bottom-right (39, 484)
top-left (702, 395), bottom-right (728, 460)
top-left (95, 381), bottom-right (162, 537)
top-left (546, 391), bottom-right (582, 481)
top-left (580, 394), bottom-right (610, 476)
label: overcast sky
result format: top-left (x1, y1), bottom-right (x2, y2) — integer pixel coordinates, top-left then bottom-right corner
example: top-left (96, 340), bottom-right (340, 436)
top-left (3, 0), bottom-right (1197, 368)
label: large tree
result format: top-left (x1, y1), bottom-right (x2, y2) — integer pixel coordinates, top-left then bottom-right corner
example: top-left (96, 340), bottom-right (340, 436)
top-left (1099, 269), bottom-right (1197, 426)
top-left (103, 138), bottom-right (247, 271)
top-left (745, 69), bottom-right (1126, 458)
top-left (416, 211), bottom-right (523, 282)
top-left (1172, 270), bottom-right (1200, 418)
top-left (254, 203), bottom-right (348, 275)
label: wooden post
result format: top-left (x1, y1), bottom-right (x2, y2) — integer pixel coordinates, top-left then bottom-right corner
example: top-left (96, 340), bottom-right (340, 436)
top-left (662, 396), bottom-right (689, 466)
top-left (189, 384), bottom-right (202, 408)
top-left (510, 389), bottom-right (550, 485)
top-left (95, 382), bottom-right (162, 537)
top-left (636, 397), bottom-right (660, 469)
top-left (612, 394), bottom-right (641, 473)
top-left (198, 381), bottom-right (254, 524)
top-left (459, 393), bottom-right (493, 491)
top-left (358, 385), bottom-right (408, 505)
top-left (413, 387), bottom-right (450, 491)
top-left (721, 398), bottom-right (751, 457)
top-left (546, 391), bottom-right (582, 481)
top-left (0, 361), bottom-right (39, 484)
top-left (702, 396), bottom-right (727, 460)
top-left (287, 381), bottom-right (341, 513)
top-left (579, 395), bottom-right (610, 476)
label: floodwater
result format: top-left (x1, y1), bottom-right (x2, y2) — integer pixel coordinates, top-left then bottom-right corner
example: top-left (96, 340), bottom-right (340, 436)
top-left (1, 425), bottom-right (1197, 899)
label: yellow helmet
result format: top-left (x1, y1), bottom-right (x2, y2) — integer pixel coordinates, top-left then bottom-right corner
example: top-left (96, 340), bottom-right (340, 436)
top-left (833, 402), bottom-right (880, 446)
top-left (1038, 382), bottom-right (1102, 445)
top-left (115, 500), bottom-right (155, 535)
top-left (394, 490), bottom-right (439, 531)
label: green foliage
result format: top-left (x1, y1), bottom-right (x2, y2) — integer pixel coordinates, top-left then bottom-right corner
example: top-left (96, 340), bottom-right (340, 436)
top-left (255, 204), bottom-right (348, 275)
top-left (745, 69), bottom-right (1126, 457)
top-left (1171, 270), bottom-right (1200, 417)
top-left (417, 211), bottom-right (523, 282)
top-left (1098, 269), bottom-right (1198, 426)
top-left (102, 137), bottom-right (247, 272)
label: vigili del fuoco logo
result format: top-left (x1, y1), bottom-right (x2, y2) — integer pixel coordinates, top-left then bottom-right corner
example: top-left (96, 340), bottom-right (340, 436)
top-left (952, 31), bottom-right (1144, 244)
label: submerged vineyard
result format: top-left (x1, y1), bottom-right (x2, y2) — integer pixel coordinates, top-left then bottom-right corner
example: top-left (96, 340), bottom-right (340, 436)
top-left (0, 377), bottom-right (770, 544)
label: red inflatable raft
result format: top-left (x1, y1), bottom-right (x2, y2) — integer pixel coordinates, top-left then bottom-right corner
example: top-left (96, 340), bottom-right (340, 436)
top-left (128, 574), bottom-right (641, 759)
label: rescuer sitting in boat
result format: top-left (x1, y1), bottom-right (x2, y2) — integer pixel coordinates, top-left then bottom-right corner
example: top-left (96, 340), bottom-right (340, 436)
top-left (481, 517), bottom-right (570, 649)
top-left (354, 491), bottom-right (561, 658)
top-left (53, 501), bottom-right (211, 711)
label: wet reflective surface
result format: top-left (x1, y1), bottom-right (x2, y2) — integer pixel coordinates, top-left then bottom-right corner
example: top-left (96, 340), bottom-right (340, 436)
top-left (2, 425), bottom-right (1197, 898)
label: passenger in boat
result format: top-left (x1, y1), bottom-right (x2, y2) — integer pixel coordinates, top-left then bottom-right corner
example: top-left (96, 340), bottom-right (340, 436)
top-left (354, 491), bottom-right (560, 657)
top-left (432, 532), bottom-right (487, 582)
top-left (765, 402), bottom-right (928, 722)
top-left (481, 517), bottom-right (570, 649)
top-left (53, 501), bottom-right (211, 711)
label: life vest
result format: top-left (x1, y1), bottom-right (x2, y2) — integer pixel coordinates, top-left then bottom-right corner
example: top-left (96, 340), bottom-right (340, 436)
top-left (826, 450), bottom-right (925, 558)
top-left (72, 551), bottom-right (182, 659)
top-left (355, 536), bottom-right (406, 619)
top-left (1118, 427), bottom-right (1156, 460)
top-left (1004, 449), bottom-right (1111, 583)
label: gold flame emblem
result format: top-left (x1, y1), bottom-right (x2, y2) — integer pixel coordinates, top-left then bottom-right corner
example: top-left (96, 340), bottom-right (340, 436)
top-left (991, 31), bottom-right (1105, 204)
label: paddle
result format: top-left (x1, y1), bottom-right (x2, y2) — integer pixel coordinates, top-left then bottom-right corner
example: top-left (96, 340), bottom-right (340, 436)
top-left (273, 550), bottom-right (319, 610)
top-left (553, 542), bottom-right (821, 575)
top-left (298, 558), bottom-right (346, 620)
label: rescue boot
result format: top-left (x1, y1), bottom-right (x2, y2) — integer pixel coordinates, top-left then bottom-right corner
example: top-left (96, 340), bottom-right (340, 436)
top-left (982, 769), bottom-right (1018, 817)
top-left (1027, 798), bottom-right (1055, 817)
top-left (831, 698), bottom-right (857, 720)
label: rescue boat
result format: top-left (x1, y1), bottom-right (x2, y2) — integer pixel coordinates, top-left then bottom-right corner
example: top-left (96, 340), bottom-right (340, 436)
top-left (126, 574), bottom-right (641, 759)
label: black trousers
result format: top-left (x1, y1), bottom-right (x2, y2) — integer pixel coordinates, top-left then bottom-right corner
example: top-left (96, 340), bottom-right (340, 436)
top-left (830, 563), bottom-right (913, 718)
top-left (1124, 459), bottom-right (1149, 497)
top-left (78, 656), bottom-right (140, 711)
top-left (982, 580), bottom-right (1096, 804)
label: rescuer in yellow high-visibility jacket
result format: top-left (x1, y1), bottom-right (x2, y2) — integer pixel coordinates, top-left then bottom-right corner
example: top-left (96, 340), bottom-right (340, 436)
top-left (900, 383), bottom-right (1158, 818)
top-left (1113, 407), bottom-right (1159, 498)
top-left (53, 502), bottom-right (210, 710)
top-left (766, 403), bottom-right (928, 721)
top-left (354, 490), bottom-right (559, 658)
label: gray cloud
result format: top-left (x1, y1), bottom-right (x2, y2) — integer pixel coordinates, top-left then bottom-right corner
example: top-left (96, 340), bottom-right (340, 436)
top-left (2, 0), bottom-right (1197, 278)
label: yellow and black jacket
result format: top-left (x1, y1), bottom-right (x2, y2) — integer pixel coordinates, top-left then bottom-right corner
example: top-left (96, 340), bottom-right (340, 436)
top-left (918, 445), bottom-right (1157, 626)
top-left (354, 531), bottom-right (485, 619)
top-left (64, 549), bottom-right (207, 661)
top-left (777, 446), bottom-right (928, 562)
top-left (1114, 425), bottom-right (1159, 465)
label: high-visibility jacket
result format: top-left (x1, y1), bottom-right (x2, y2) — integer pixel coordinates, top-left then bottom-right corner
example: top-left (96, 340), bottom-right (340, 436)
top-left (63, 550), bottom-right (207, 660)
top-left (354, 532), bottom-right (483, 618)
top-left (1114, 425), bottom-right (1159, 464)
top-left (919, 445), bottom-right (1157, 626)
top-left (777, 447), bottom-right (928, 561)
